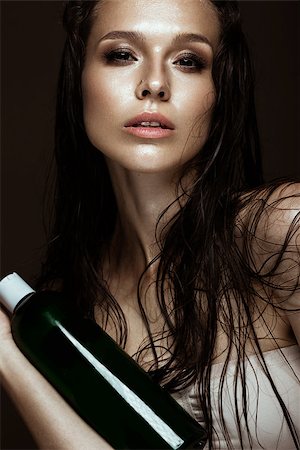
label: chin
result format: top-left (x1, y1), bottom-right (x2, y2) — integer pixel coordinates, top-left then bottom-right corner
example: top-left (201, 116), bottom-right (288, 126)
top-left (104, 155), bottom-right (183, 176)
top-left (121, 161), bottom-right (181, 175)
top-left (101, 144), bottom-right (184, 173)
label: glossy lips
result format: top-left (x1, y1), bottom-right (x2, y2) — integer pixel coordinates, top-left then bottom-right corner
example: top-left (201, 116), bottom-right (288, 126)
top-left (124, 112), bottom-right (175, 139)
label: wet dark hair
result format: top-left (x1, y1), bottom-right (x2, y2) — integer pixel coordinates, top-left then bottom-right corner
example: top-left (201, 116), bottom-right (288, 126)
top-left (37, 1), bottom-right (300, 448)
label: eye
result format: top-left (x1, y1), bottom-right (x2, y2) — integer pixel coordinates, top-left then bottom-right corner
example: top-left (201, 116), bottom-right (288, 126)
top-left (105, 49), bottom-right (137, 64)
top-left (174, 53), bottom-right (207, 72)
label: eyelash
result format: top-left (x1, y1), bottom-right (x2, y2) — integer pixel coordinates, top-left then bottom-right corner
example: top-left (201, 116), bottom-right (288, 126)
top-left (105, 49), bottom-right (136, 64)
top-left (104, 49), bottom-right (207, 72)
top-left (174, 53), bottom-right (207, 71)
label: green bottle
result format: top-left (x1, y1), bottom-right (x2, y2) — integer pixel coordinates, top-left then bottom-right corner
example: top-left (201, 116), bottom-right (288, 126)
top-left (0, 273), bottom-right (207, 449)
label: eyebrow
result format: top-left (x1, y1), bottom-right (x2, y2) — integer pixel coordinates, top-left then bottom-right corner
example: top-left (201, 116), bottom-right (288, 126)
top-left (97, 30), bottom-right (213, 49)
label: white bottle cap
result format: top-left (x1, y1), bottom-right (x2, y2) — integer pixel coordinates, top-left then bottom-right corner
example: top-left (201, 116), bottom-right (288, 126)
top-left (0, 273), bottom-right (35, 313)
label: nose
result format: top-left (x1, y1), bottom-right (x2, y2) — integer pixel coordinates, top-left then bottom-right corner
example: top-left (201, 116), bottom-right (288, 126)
top-left (135, 64), bottom-right (171, 101)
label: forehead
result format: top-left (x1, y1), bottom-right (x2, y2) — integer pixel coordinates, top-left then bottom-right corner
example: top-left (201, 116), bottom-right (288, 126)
top-left (90, 0), bottom-right (220, 50)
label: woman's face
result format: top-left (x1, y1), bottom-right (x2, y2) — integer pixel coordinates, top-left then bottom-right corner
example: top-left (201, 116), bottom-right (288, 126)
top-left (82, 0), bottom-right (220, 174)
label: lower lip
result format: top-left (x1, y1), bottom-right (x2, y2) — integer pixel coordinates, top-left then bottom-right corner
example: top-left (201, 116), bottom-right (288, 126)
top-left (124, 126), bottom-right (174, 139)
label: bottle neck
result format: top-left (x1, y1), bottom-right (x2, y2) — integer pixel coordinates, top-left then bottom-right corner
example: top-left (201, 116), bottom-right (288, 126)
top-left (14, 291), bottom-right (36, 313)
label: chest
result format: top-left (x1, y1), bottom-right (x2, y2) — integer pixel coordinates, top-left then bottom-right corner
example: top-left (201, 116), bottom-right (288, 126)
top-left (94, 293), bottom-right (296, 368)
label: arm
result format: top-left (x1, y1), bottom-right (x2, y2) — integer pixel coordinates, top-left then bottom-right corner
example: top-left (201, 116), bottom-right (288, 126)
top-left (0, 309), bottom-right (114, 450)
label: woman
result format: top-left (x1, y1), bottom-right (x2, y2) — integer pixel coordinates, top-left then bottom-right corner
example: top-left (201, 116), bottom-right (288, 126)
top-left (1, 0), bottom-right (299, 449)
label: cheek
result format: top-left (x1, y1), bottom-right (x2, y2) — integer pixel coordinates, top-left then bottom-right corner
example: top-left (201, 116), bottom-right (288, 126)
top-left (179, 85), bottom-right (215, 159)
top-left (82, 71), bottom-right (112, 124)
top-left (199, 89), bottom-right (215, 130)
top-left (81, 69), bottom-right (138, 157)
top-left (185, 89), bottom-right (216, 142)
top-left (81, 74), bottom-right (106, 149)
top-left (194, 82), bottom-right (216, 120)
top-left (175, 75), bottom-right (215, 122)
top-left (82, 69), bottom-right (133, 124)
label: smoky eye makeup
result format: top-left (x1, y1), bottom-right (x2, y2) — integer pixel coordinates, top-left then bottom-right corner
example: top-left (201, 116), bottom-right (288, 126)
top-left (98, 39), bottom-right (211, 72)
top-left (102, 49), bottom-right (209, 71)
top-left (173, 52), bottom-right (208, 71)
top-left (104, 48), bottom-right (138, 64)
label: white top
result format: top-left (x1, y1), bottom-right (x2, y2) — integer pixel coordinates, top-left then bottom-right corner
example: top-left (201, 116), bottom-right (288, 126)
top-left (172, 345), bottom-right (300, 449)
top-left (0, 273), bottom-right (35, 313)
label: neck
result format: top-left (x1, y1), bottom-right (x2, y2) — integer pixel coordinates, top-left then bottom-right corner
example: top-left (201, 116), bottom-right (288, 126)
top-left (103, 159), bottom-right (190, 295)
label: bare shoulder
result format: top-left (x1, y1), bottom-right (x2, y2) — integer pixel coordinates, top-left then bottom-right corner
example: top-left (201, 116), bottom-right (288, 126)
top-left (236, 181), bottom-right (300, 299)
top-left (236, 182), bottom-right (300, 343)
top-left (263, 181), bottom-right (300, 221)
top-left (237, 181), bottom-right (300, 244)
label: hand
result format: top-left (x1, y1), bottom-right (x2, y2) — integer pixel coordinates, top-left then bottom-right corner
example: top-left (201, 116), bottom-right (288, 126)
top-left (0, 307), bottom-right (12, 341)
top-left (0, 307), bottom-right (19, 375)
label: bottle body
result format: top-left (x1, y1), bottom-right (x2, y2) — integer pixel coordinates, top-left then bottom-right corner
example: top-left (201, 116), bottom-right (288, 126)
top-left (11, 290), bottom-right (207, 449)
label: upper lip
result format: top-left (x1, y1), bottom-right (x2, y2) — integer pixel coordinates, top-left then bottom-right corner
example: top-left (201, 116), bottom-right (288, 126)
top-left (124, 112), bottom-right (175, 130)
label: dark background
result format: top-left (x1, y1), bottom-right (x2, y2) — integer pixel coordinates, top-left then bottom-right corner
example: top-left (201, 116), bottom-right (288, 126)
top-left (1, 1), bottom-right (299, 449)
